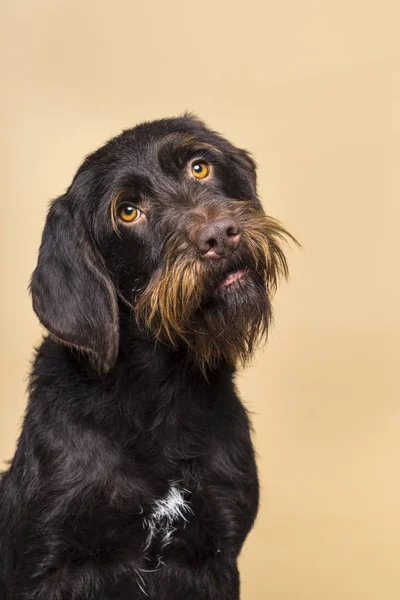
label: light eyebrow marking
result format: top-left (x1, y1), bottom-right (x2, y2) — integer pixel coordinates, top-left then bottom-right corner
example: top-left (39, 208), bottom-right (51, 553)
top-left (176, 136), bottom-right (222, 154)
top-left (110, 190), bottom-right (124, 235)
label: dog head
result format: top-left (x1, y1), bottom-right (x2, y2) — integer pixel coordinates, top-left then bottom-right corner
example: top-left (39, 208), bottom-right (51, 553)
top-left (31, 115), bottom-right (295, 374)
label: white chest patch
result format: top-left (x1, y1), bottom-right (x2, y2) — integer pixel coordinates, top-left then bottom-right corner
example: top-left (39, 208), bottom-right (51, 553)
top-left (143, 484), bottom-right (193, 550)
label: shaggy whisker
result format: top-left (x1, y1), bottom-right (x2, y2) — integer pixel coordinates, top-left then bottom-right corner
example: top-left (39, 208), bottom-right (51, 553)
top-left (135, 205), bottom-right (295, 372)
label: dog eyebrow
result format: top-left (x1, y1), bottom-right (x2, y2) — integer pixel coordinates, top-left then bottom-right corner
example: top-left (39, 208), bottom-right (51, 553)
top-left (157, 133), bottom-right (224, 176)
top-left (175, 136), bottom-right (222, 155)
top-left (110, 190), bottom-right (126, 234)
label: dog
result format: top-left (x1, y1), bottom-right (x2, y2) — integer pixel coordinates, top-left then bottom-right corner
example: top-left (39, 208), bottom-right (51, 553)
top-left (0, 115), bottom-right (294, 599)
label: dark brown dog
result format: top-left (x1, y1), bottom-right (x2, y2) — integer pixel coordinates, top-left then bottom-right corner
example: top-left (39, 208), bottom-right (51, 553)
top-left (0, 115), bottom-right (294, 599)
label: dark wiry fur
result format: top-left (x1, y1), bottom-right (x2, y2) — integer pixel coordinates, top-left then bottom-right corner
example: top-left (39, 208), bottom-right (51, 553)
top-left (0, 115), bottom-right (294, 599)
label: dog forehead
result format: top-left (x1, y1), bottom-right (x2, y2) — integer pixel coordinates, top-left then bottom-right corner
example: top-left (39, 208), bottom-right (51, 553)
top-left (107, 124), bottom-right (227, 198)
top-left (112, 118), bottom-right (226, 171)
top-left (77, 116), bottom-right (255, 220)
top-left (119, 117), bottom-right (205, 150)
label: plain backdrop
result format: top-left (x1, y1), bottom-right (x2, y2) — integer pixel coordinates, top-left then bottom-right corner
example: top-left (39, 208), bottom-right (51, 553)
top-left (1, 1), bottom-right (399, 598)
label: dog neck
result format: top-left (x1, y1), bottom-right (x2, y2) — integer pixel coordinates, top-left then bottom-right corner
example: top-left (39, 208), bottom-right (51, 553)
top-left (115, 304), bottom-right (235, 390)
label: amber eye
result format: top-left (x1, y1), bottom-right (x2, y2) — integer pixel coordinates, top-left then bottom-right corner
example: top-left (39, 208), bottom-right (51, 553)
top-left (118, 204), bottom-right (141, 223)
top-left (191, 161), bottom-right (209, 179)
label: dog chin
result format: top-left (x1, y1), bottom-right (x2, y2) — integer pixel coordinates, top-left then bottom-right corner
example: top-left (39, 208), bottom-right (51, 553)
top-left (187, 272), bottom-right (270, 368)
top-left (208, 267), bottom-right (263, 300)
top-left (200, 270), bottom-right (268, 318)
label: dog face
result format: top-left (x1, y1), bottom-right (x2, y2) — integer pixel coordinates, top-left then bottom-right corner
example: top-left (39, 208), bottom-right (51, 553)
top-left (31, 115), bottom-right (293, 373)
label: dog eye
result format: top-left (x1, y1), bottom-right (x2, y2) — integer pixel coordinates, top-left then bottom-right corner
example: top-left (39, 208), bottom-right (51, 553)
top-left (191, 161), bottom-right (209, 179)
top-left (119, 204), bottom-right (141, 223)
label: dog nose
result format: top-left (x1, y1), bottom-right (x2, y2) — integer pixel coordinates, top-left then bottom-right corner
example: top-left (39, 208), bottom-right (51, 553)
top-left (193, 216), bottom-right (241, 258)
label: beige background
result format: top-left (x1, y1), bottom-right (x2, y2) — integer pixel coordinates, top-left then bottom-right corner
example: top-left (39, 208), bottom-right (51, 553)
top-left (1, 1), bottom-right (400, 598)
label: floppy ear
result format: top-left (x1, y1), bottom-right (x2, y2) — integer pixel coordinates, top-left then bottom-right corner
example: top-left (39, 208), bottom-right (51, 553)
top-left (30, 195), bottom-right (119, 374)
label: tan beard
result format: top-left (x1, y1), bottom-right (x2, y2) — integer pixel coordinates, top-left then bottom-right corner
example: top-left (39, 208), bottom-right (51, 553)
top-left (135, 206), bottom-right (296, 371)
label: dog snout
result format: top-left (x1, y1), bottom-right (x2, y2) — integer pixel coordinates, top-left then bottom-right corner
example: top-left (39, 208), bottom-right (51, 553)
top-left (192, 216), bottom-right (241, 258)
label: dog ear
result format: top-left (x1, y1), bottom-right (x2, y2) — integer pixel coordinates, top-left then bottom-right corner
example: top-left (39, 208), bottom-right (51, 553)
top-left (30, 195), bottom-right (119, 374)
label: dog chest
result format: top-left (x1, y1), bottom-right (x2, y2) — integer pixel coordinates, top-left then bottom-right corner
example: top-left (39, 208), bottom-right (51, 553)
top-left (143, 484), bottom-right (193, 551)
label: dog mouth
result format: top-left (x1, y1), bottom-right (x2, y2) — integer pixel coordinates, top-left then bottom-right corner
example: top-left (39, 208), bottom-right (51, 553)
top-left (220, 267), bottom-right (249, 289)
